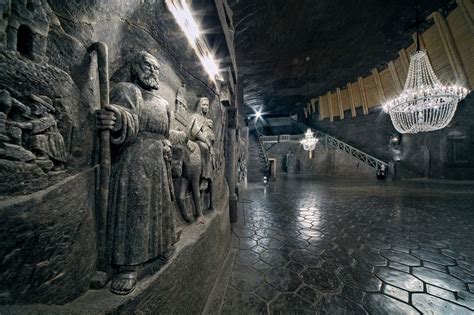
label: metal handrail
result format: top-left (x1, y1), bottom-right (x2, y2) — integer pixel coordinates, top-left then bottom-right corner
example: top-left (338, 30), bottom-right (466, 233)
top-left (260, 135), bottom-right (279, 143)
top-left (260, 134), bottom-right (303, 143)
top-left (292, 119), bottom-right (388, 170)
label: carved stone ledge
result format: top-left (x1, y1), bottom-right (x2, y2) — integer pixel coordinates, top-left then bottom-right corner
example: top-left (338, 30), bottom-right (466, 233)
top-left (0, 188), bottom-right (230, 314)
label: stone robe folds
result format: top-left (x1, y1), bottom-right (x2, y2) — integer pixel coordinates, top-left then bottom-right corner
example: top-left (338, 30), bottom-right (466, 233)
top-left (187, 113), bottom-right (215, 180)
top-left (107, 82), bottom-right (174, 266)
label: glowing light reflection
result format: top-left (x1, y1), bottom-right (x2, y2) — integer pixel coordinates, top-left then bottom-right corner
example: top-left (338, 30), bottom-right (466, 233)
top-left (166, 0), bottom-right (222, 81)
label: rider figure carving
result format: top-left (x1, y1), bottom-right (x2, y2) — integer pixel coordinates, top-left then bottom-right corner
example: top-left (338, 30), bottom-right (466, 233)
top-left (187, 97), bottom-right (215, 208)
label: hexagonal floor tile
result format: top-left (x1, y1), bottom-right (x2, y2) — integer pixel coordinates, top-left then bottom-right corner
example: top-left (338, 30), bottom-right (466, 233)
top-left (412, 293), bottom-right (472, 315)
top-left (264, 267), bottom-right (302, 292)
top-left (260, 249), bottom-right (290, 267)
top-left (235, 250), bottom-right (260, 267)
top-left (412, 267), bottom-right (467, 292)
top-left (363, 293), bottom-right (419, 315)
top-left (269, 293), bottom-right (316, 314)
top-left (380, 250), bottom-right (421, 267)
top-left (255, 283), bottom-right (279, 302)
top-left (230, 266), bottom-right (264, 292)
top-left (411, 249), bottom-right (456, 266)
top-left (221, 292), bottom-right (268, 314)
top-left (319, 295), bottom-right (367, 315)
top-left (296, 285), bottom-right (321, 304)
top-left (375, 267), bottom-right (423, 292)
top-left (257, 237), bottom-right (283, 250)
top-left (301, 268), bottom-right (340, 292)
top-left (351, 247), bottom-right (388, 267)
top-left (289, 249), bottom-right (320, 266)
top-left (338, 266), bottom-right (382, 292)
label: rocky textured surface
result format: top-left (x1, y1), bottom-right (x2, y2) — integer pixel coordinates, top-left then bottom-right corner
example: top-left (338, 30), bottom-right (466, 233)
top-left (210, 177), bottom-right (474, 314)
top-left (0, 168), bottom-right (97, 305)
top-left (0, 0), bottom-right (234, 307)
top-left (1, 190), bottom-right (231, 314)
top-left (229, 0), bottom-right (454, 115)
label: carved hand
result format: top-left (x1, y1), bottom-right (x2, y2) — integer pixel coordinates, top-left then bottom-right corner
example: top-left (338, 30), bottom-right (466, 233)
top-left (163, 140), bottom-right (173, 162)
top-left (96, 105), bottom-right (122, 131)
top-left (205, 119), bottom-right (214, 129)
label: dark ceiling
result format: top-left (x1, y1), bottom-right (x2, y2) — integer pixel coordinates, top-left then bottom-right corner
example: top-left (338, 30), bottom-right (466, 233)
top-left (228, 0), bottom-right (455, 116)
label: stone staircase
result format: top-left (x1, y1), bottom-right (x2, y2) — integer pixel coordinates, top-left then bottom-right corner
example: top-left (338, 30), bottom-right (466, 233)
top-left (292, 120), bottom-right (389, 171)
top-left (247, 131), bottom-right (269, 182)
top-left (295, 120), bottom-right (423, 179)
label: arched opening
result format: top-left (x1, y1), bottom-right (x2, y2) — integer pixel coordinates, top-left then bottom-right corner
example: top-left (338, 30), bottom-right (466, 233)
top-left (17, 25), bottom-right (34, 59)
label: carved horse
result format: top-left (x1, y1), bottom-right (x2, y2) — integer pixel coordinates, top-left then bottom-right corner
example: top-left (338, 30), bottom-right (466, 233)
top-left (169, 130), bottom-right (213, 223)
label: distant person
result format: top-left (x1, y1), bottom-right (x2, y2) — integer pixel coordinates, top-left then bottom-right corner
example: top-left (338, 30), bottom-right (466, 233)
top-left (376, 164), bottom-right (387, 180)
top-left (285, 149), bottom-right (292, 173)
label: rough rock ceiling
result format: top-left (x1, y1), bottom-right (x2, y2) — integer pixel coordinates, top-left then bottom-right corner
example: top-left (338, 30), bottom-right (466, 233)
top-left (229, 0), bottom-right (454, 116)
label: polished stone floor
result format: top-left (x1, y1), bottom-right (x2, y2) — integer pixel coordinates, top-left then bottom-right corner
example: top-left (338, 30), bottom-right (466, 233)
top-left (214, 177), bottom-right (474, 314)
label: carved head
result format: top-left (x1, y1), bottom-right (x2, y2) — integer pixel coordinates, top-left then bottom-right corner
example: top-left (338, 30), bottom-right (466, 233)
top-left (168, 130), bottom-right (188, 178)
top-left (197, 97), bottom-right (210, 115)
top-left (132, 51), bottom-right (160, 90)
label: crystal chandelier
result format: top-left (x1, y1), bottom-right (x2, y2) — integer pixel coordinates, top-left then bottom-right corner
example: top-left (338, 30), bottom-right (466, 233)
top-left (383, 2), bottom-right (468, 134)
top-left (301, 128), bottom-right (318, 158)
top-left (383, 50), bottom-right (468, 134)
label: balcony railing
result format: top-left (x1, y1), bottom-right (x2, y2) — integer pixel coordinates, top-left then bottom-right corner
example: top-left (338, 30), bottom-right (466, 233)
top-left (260, 120), bottom-right (388, 170)
top-left (291, 120), bottom-right (388, 170)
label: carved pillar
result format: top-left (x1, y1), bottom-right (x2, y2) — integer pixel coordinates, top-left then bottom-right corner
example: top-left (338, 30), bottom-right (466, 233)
top-left (225, 106), bottom-right (238, 223)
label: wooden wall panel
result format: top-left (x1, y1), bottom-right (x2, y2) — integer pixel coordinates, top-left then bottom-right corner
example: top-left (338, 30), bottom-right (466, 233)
top-left (388, 61), bottom-right (403, 93)
top-left (340, 88), bottom-right (351, 111)
top-left (363, 76), bottom-right (378, 107)
top-left (351, 81), bottom-right (362, 107)
top-left (380, 68), bottom-right (396, 100)
top-left (310, 98), bottom-right (317, 113)
top-left (312, 7), bottom-right (471, 122)
top-left (394, 57), bottom-right (407, 84)
top-left (406, 42), bottom-right (417, 56)
top-left (357, 77), bottom-right (369, 114)
top-left (423, 25), bottom-right (456, 84)
top-left (330, 93), bottom-right (339, 118)
top-left (327, 92), bottom-right (334, 121)
top-left (447, 7), bottom-right (474, 88)
top-left (319, 96), bottom-right (328, 120)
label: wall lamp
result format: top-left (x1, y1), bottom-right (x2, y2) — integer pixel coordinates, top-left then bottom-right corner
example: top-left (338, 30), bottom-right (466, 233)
top-left (166, 0), bottom-right (222, 81)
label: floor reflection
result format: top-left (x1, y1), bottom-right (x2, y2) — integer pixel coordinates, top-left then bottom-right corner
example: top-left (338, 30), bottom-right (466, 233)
top-left (217, 177), bottom-right (474, 314)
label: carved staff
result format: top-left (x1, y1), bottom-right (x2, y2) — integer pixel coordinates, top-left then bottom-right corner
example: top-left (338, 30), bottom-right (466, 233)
top-left (88, 42), bottom-right (111, 273)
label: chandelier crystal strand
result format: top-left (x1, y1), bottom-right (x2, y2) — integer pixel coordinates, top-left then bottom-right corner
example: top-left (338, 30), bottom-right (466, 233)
top-left (383, 50), bottom-right (468, 134)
